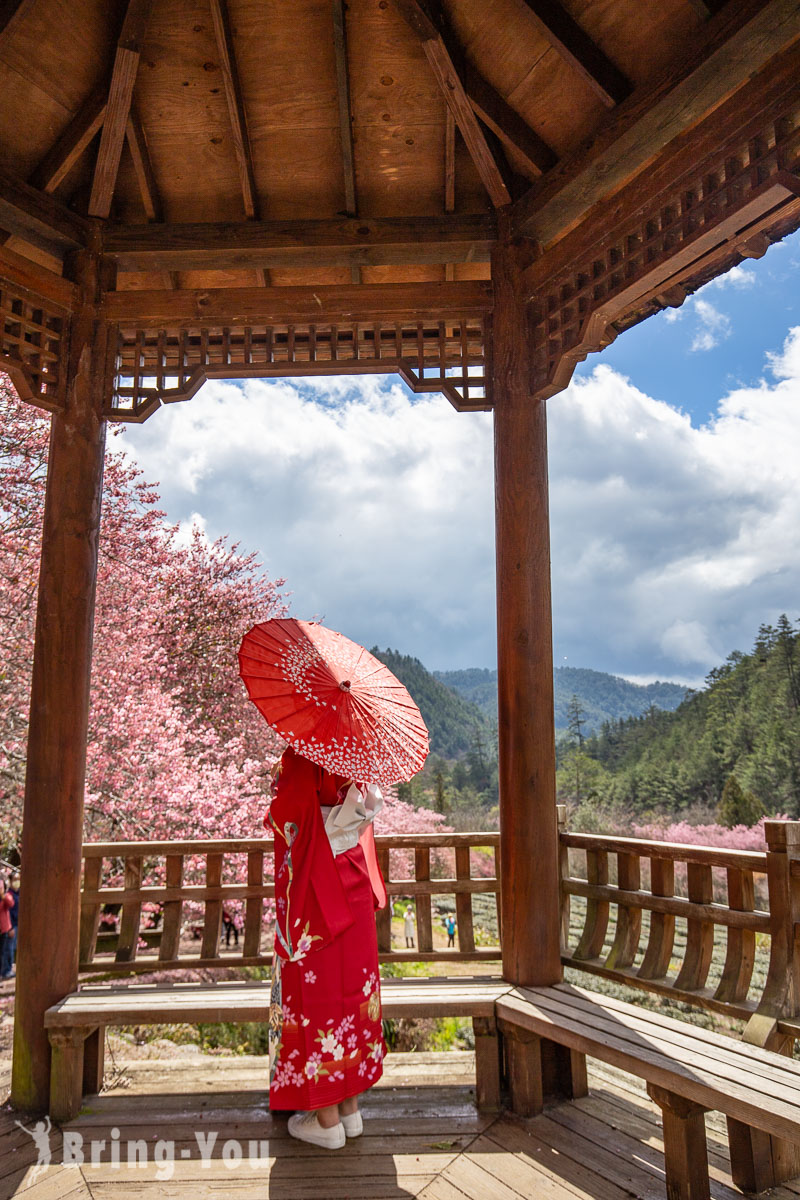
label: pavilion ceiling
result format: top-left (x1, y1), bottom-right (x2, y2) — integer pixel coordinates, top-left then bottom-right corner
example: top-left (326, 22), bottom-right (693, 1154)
top-left (0, 0), bottom-right (781, 291)
top-left (0, 0), bottom-right (799, 422)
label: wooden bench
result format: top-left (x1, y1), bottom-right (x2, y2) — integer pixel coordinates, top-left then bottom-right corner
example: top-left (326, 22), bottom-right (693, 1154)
top-left (497, 981), bottom-right (800, 1200)
top-left (44, 975), bottom-right (510, 1123)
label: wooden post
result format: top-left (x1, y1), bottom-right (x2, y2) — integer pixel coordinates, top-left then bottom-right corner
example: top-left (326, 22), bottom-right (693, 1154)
top-left (731, 820), bottom-right (800, 1190)
top-left (11, 237), bottom-right (108, 1113)
top-left (493, 225), bottom-right (563, 1117)
top-left (492, 224), bottom-right (562, 988)
top-left (647, 1084), bottom-right (711, 1200)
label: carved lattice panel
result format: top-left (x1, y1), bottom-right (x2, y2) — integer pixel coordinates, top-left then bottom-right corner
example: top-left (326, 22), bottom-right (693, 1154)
top-left (106, 318), bottom-right (490, 422)
top-left (0, 280), bottom-right (66, 410)
top-left (530, 100), bottom-right (800, 395)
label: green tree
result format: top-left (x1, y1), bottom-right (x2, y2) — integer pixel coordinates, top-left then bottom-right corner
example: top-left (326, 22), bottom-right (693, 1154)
top-left (567, 694), bottom-right (586, 748)
top-left (717, 775), bottom-right (765, 828)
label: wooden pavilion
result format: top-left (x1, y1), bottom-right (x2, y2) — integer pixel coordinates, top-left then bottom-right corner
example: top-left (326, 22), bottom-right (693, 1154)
top-left (2, 0), bottom-right (800, 1191)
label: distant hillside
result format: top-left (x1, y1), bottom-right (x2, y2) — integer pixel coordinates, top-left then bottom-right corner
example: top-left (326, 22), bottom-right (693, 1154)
top-left (435, 666), bottom-right (687, 735)
top-left (371, 648), bottom-right (489, 759)
top-left (583, 617), bottom-right (800, 814)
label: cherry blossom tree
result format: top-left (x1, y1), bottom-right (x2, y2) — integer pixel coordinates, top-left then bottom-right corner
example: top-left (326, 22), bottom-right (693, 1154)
top-left (0, 375), bottom-right (447, 858)
top-left (0, 375), bottom-right (288, 848)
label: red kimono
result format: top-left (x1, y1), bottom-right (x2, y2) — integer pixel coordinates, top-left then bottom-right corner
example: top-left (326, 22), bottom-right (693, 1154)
top-left (266, 747), bottom-right (387, 1110)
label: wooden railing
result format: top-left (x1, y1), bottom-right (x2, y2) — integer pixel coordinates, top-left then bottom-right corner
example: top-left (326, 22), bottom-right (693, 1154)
top-left (559, 817), bottom-right (800, 1048)
top-left (79, 817), bottom-right (800, 1048)
top-left (78, 832), bottom-right (501, 975)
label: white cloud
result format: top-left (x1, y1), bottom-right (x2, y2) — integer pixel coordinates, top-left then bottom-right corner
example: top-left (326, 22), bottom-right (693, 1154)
top-left (120, 329), bottom-right (800, 678)
top-left (708, 263), bottom-right (756, 290)
top-left (548, 330), bottom-right (800, 675)
top-left (690, 299), bottom-right (731, 351)
top-left (121, 376), bottom-right (496, 669)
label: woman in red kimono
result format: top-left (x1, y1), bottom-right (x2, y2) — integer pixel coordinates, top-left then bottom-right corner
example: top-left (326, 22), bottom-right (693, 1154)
top-left (266, 745), bottom-right (388, 1149)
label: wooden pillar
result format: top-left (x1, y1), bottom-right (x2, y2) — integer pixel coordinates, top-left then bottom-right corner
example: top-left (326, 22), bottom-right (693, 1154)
top-left (492, 225), bottom-right (562, 988)
top-left (11, 240), bottom-right (108, 1113)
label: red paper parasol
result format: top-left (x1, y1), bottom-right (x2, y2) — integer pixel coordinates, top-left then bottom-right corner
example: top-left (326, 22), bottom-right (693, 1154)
top-left (238, 618), bottom-right (429, 787)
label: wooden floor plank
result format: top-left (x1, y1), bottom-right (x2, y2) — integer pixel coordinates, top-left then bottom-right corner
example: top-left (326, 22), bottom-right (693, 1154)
top-left (6, 1052), bottom-right (799, 1199)
top-left (543, 1100), bottom-right (742, 1200)
top-left (466, 1127), bottom-right (636, 1200)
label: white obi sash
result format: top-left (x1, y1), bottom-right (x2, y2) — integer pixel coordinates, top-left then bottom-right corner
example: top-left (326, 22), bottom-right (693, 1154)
top-left (319, 783), bottom-right (383, 857)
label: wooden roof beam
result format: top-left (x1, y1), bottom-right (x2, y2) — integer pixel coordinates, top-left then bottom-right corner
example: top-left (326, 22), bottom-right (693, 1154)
top-left (102, 212), bottom-right (496, 271)
top-left (519, 0), bottom-right (631, 109)
top-left (0, 0), bottom-right (33, 41)
top-left (0, 166), bottom-right (90, 259)
top-left (394, 0), bottom-right (512, 207)
top-left (332, 0), bottom-right (357, 217)
top-left (208, 0), bottom-right (259, 221)
top-left (29, 85), bottom-right (108, 194)
top-left (89, 0), bottom-right (153, 219)
top-left (102, 279), bottom-right (493, 326)
top-left (512, 0), bottom-right (800, 245)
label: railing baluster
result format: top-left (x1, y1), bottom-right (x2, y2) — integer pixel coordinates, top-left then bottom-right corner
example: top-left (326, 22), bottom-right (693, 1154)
top-left (605, 851), bottom-right (642, 969)
top-left (455, 846), bottom-right (475, 952)
top-left (638, 857), bottom-right (675, 980)
top-left (572, 849), bottom-right (610, 961)
top-left (415, 847), bottom-right (433, 952)
top-left (376, 846), bottom-right (392, 953)
top-left (115, 856), bottom-right (143, 962)
top-left (557, 804), bottom-right (570, 951)
top-left (159, 853), bottom-right (184, 961)
top-left (78, 856), bottom-right (103, 966)
top-left (244, 849), bottom-right (264, 958)
top-left (79, 834), bottom-right (501, 972)
top-left (675, 861), bottom-right (714, 991)
top-left (715, 866), bottom-right (756, 1003)
top-left (201, 852), bottom-right (223, 960)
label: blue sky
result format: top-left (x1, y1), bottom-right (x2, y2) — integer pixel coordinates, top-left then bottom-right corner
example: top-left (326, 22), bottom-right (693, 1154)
top-left (122, 228), bottom-right (800, 684)
top-left (575, 235), bottom-right (800, 425)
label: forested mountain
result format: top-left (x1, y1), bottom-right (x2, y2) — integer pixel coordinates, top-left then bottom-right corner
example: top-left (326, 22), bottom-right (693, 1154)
top-left (376, 619), bottom-right (800, 824)
top-left (574, 618), bottom-right (800, 817)
top-left (435, 665), bottom-right (687, 734)
top-left (370, 648), bottom-right (489, 758)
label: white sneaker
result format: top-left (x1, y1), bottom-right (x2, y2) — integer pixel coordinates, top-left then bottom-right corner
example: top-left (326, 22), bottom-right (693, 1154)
top-left (287, 1111), bottom-right (346, 1149)
top-left (341, 1110), bottom-right (363, 1138)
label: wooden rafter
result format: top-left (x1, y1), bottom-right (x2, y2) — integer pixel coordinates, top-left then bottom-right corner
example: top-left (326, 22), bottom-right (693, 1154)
top-left (461, 60), bottom-right (556, 176)
top-left (519, 0), bottom-right (630, 109)
top-left (125, 109), bottom-right (162, 223)
top-left (29, 86), bottom-right (108, 194)
top-left (394, 0), bottom-right (511, 207)
top-left (332, 0), bottom-right (357, 218)
top-left (687, 0), bottom-right (728, 18)
top-left (444, 109), bottom-right (455, 281)
top-left (0, 166), bottom-right (89, 258)
top-left (102, 212), bottom-right (496, 271)
top-left (512, 0), bottom-right (800, 244)
top-left (125, 109), bottom-right (179, 289)
top-left (445, 109), bottom-right (456, 214)
top-left (89, 0), bottom-right (153, 219)
top-left (0, 0), bottom-right (33, 41)
top-left (208, 0), bottom-right (258, 221)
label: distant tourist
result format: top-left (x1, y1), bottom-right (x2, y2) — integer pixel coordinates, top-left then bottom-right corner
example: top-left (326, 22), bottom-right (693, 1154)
top-left (404, 905), bottom-right (416, 948)
top-left (222, 910), bottom-right (241, 947)
top-left (444, 913), bottom-right (456, 948)
top-left (0, 878), bottom-right (14, 979)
